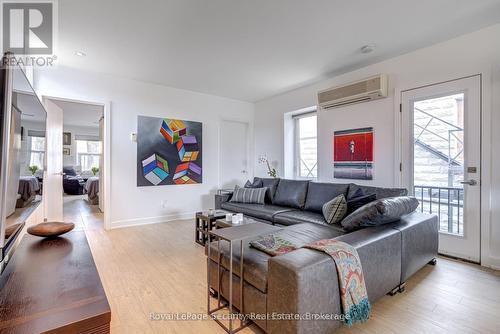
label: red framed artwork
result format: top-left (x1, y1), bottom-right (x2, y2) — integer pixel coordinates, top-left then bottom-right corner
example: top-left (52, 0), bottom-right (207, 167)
top-left (333, 127), bottom-right (373, 180)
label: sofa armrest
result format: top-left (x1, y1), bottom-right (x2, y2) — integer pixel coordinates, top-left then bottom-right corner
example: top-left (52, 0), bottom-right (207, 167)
top-left (215, 192), bottom-right (232, 209)
top-left (390, 212), bottom-right (438, 282)
top-left (267, 226), bottom-right (401, 334)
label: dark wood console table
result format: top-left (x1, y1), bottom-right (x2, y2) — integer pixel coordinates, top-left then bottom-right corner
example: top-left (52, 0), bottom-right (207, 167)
top-left (0, 231), bottom-right (111, 333)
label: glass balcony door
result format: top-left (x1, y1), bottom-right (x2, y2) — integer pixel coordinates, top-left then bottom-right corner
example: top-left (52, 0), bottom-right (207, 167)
top-left (401, 76), bottom-right (481, 262)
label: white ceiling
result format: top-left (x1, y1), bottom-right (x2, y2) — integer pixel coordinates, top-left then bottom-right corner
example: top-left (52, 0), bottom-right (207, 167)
top-left (57, 0), bottom-right (500, 102)
top-left (53, 100), bottom-right (103, 127)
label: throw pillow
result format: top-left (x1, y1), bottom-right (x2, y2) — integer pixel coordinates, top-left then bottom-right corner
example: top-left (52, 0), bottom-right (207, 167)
top-left (322, 194), bottom-right (348, 225)
top-left (346, 193), bottom-right (377, 215)
top-left (245, 178), bottom-right (263, 188)
top-left (341, 196), bottom-right (420, 231)
top-left (250, 234), bottom-right (297, 256)
top-left (229, 185), bottom-right (267, 204)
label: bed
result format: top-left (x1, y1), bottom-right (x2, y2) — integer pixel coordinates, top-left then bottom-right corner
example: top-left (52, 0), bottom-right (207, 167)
top-left (16, 176), bottom-right (41, 208)
top-left (84, 177), bottom-right (99, 205)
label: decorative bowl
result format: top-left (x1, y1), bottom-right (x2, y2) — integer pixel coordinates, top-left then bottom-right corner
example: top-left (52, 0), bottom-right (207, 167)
top-left (27, 222), bottom-right (75, 237)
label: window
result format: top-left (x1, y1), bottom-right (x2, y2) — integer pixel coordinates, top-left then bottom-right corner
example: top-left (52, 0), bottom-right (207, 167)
top-left (29, 136), bottom-right (45, 170)
top-left (76, 140), bottom-right (101, 171)
top-left (294, 113), bottom-right (317, 178)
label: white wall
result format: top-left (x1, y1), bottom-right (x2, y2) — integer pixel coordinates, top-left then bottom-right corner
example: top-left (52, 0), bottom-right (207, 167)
top-left (34, 67), bottom-right (254, 228)
top-left (62, 124), bottom-right (99, 167)
top-left (254, 23), bottom-right (500, 268)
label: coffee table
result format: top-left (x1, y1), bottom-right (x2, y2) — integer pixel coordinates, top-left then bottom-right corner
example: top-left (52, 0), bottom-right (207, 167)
top-left (195, 210), bottom-right (228, 246)
top-left (207, 221), bottom-right (280, 333)
top-left (215, 215), bottom-right (263, 229)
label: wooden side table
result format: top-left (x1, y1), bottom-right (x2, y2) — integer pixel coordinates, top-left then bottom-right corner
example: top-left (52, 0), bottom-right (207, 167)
top-left (195, 210), bottom-right (228, 246)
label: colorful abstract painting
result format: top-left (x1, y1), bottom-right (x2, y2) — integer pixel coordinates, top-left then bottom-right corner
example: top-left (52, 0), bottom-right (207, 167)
top-left (137, 116), bottom-right (202, 186)
top-left (334, 127), bottom-right (373, 180)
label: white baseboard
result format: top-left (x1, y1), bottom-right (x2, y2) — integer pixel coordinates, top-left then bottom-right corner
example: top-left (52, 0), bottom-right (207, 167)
top-left (481, 256), bottom-right (500, 271)
top-left (110, 211), bottom-right (196, 229)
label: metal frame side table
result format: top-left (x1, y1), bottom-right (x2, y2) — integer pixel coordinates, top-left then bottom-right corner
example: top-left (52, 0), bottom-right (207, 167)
top-left (207, 223), bottom-right (280, 333)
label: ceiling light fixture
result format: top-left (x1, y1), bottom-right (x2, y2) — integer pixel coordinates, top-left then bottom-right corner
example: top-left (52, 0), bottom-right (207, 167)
top-left (75, 51), bottom-right (86, 57)
top-left (360, 44), bottom-right (376, 54)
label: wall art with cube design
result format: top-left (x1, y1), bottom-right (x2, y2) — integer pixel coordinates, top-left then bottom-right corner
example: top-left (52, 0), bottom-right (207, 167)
top-left (137, 116), bottom-right (202, 186)
top-left (160, 119), bottom-right (187, 144)
top-left (173, 162), bottom-right (202, 184)
top-left (142, 153), bottom-right (169, 185)
top-left (176, 135), bottom-right (199, 162)
top-left (333, 127), bottom-right (373, 180)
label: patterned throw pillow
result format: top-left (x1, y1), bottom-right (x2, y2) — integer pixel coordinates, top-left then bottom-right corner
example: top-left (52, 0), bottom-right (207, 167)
top-left (250, 234), bottom-right (297, 256)
top-left (322, 194), bottom-right (348, 225)
top-left (230, 185), bottom-right (267, 204)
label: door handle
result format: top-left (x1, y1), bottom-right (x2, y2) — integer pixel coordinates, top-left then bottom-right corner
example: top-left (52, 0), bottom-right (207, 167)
top-left (54, 172), bottom-right (66, 176)
top-left (460, 179), bottom-right (477, 186)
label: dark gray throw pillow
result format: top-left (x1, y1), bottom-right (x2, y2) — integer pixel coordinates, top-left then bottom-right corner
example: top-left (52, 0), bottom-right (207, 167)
top-left (245, 178), bottom-right (263, 188)
top-left (346, 193), bottom-right (377, 215)
top-left (341, 196), bottom-right (420, 231)
top-left (230, 185), bottom-right (267, 204)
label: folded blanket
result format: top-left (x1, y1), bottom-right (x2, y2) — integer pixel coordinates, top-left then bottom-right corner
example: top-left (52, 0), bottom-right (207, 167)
top-left (250, 235), bottom-right (371, 326)
top-left (304, 239), bottom-right (371, 326)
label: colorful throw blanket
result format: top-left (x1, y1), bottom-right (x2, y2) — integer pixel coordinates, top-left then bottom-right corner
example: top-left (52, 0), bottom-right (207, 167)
top-left (304, 239), bottom-right (371, 326)
top-left (250, 236), bottom-right (371, 326)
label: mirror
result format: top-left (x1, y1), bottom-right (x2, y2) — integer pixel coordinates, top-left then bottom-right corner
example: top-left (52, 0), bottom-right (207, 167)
top-left (0, 61), bottom-right (47, 265)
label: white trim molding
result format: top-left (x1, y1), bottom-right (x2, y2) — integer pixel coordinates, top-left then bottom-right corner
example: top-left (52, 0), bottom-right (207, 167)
top-left (110, 211), bottom-right (196, 230)
top-left (41, 95), bottom-right (112, 230)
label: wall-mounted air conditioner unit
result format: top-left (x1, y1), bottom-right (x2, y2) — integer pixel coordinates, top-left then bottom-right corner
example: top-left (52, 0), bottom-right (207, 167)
top-left (317, 74), bottom-right (388, 109)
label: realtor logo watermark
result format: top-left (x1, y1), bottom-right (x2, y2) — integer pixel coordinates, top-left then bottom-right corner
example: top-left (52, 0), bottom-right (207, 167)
top-left (1, 0), bottom-right (57, 67)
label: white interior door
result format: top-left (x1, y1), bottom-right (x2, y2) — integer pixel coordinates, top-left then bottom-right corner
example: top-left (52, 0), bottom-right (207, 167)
top-left (219, 120), bottom-right (249, 189)
top-left (43, 98), bottom-right (64, 222)
top-left (98, 116), bottom-right (104, 212)
top-left (401, 76), bottom-right (481, 262)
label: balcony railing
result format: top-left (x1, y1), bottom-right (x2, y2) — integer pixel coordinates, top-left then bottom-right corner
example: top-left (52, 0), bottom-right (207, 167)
top-left (414, 185), bottom-right (463, 235)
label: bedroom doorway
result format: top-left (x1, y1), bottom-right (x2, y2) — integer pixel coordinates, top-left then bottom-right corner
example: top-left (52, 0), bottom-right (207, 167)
top-left (43, 96), bottom-right (110, 229)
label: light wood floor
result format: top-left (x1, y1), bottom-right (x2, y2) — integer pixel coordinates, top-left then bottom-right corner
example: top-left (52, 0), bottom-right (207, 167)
top-left (64, 198), bottom-right (500, 334)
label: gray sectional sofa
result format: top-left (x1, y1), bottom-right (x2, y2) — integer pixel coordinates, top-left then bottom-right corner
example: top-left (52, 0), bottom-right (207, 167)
top-left (210, 178), bottom-right (438, 334)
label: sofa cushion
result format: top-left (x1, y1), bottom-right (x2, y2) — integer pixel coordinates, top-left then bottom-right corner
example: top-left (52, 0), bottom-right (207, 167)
top-left (273, 211), bottom-right (346, 233)
top-left (341, 196), bottom-right (420, 231)
top-left (230, 185), bottom-right (267, 204)
top-left (322, 194), bottom-right (347, 225)
top-left (347, 184), bottom-right (407, 200)
top-left (255, 177), bottom-right (280, 204)
top-left (303, 182), bottom-right (350, 213)
top-left (273, 179), bottom-right (309, 209)
top-left (221, 202), bottom-right (294, 221)
top-left (208, 223), bottom-right (345, 293)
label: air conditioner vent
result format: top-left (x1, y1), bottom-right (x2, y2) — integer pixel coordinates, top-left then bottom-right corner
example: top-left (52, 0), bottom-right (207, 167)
top-left (318, 74), bottom-right (388, 109)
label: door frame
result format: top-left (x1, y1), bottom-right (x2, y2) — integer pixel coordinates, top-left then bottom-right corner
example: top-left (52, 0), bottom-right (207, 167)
top-left (394, 74), bottom-right (490, 265)
top-left (217, 118), bottom-right (253, 189)
top-left (42, 95), bottom-right (112, 230)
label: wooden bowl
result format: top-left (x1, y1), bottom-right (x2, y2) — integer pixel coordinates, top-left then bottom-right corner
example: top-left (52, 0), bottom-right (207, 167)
top-left (27, 222), bottom-right (75, 238)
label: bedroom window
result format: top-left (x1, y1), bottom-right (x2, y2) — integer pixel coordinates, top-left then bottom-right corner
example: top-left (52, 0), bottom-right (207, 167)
top-left (294, 112), bottom-right (317, 179)
top-left (76, 139), bottom-right (101, 171)
top-left (29, 136), bottom-right (45, 170)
